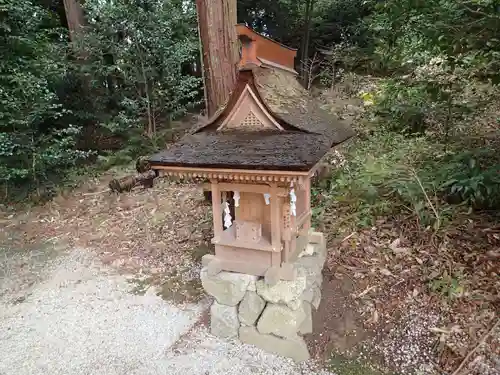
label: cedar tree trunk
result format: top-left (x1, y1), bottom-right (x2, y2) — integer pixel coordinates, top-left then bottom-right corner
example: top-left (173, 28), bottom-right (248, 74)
top-left (63, 0), bottom-right (86, 41)
top-left (196, 0), bottom-right (239, 117)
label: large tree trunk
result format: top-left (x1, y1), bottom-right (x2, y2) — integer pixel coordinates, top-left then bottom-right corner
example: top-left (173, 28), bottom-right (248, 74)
top-left (63, 0), bottom-right (86, 41)
top-left (196, 0), bottom-right (239, 117)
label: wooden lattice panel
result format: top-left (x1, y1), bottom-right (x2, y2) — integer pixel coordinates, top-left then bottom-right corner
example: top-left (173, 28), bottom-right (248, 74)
top-left (242, 111), bottom-right (262, 128)
top-left (223, 110), bottom-right (274, 131)
top-left (218, 84), bottom-right (282, 132)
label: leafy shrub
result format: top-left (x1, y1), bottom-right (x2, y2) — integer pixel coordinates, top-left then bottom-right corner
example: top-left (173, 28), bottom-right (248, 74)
top-left (323, 132), bottom-right (438, 227)
top-left (80, 0), bottom-right (202, 138)
top-left (369, 55), bottom-right (480, 136)
top-left (429, 271), bottom-right (465, 300)
top-left (0, 0), bottom-right (89, 195)
top-left (1, 0), bottom-right (203, 200)
top-left (371, 80), bottom-right (429, 133)
top-left (322, 130), bottom-right (500, 230)
top-left (438, 150), bottom-right (500, 209)
top-left (362, 0), bottom-right (500, 139)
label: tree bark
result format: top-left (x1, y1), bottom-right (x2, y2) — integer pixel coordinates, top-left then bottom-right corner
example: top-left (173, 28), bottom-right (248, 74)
top-left (195, 0), bottom-right (239, 117)
top-left (109, 170), bottom-right (157, 193)
top-left (63, 0), bottom-right (86, 41)
top-left (300, 0), bottom-right (315, 85)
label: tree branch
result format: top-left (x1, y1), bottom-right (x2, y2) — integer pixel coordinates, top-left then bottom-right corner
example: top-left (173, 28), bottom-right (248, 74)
top-left (459, 1), bottom-right (500, 20)
top-left (451, 319), bottom-right (500, 375)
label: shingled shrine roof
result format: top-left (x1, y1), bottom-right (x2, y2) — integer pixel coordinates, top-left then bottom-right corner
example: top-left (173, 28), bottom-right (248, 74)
top-left (149, 28), bottom-right (355, 172)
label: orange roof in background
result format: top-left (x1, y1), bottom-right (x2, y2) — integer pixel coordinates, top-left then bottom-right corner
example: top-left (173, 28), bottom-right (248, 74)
top-left (236, 24), bottom-right (297, 73)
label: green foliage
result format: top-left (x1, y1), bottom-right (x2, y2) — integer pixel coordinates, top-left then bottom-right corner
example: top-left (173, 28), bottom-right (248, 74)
top-left (311, 0), bottom-right (373, 50)
top-left (0, 0), bottom-right (89, 193)
top-left (0, 0), bottom-right (201, 199)
top-left (429, 271), bottom-right (465, 300)
top-left (370, 80), bottom-right (430, 133)
top-left (365, 0), bottom-right (500, 79)
top-left (95, 126), bottom-right (176, 170)
top-left (80, 0), bottom-right (201, 140)
top-left (350, 0), bottom-right (500, 218)
top-left (237, 0), bottom-right (304, 46)
top-left (321, 128), bottom-right (500, 231)
top-left (237, 0), bottom-right (372, 59)
top-left (342, 0), bottom-right (500, 224)
top-left (368, 54), bottom-right (493, 135)
top-left (324, 132), bottom-right (440, 227)
top-left (438, 150), bottom-right (500, 209)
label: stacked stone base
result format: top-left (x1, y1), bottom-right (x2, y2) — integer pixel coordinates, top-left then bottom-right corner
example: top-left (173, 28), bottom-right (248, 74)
top-left (200, 232), bottom-right (326, 362)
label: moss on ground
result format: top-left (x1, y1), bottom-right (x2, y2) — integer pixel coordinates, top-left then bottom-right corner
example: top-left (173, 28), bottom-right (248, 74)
top-left (327, 355), bottom-right (389, 375)
top-left (156, 273), bottom-right (204, 304)
top-left (127, 268), bottom-right (204, 304)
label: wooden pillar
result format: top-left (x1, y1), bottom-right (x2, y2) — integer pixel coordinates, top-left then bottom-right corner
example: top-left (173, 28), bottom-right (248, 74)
top-left (289, 193), bottom-right (297, 261)
top-left (282, 202), bottom-right (291, 264)
top-left (303, 178), bottom-right (311, 231)
top-left (211, 180), bottom-right (223, 242)
top-left (270, 184), bottom-right (282, 267)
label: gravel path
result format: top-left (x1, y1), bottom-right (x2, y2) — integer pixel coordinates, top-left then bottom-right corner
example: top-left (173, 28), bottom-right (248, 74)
top-left (0, 247), bottom-right (332, 375)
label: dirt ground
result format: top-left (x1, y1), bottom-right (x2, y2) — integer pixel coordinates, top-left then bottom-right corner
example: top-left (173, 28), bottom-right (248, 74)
top-left (3, 164), bottom-right (497, 375)
top-left (311, 80), bottom-right (499, 375)
top-left (305, 221), bottom-right (499, 375)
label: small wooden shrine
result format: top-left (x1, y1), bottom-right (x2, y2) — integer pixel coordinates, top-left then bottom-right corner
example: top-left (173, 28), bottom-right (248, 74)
top-left (148, 25), bottom-right (354, 284)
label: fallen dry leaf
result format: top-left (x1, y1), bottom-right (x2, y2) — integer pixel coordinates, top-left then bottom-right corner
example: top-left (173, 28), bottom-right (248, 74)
top-left (379, 268), bottom-right (394, 277)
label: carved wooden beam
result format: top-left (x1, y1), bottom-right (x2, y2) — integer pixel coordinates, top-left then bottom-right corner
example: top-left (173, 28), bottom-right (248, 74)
top-left (154, 166), bottom-right (309, 184)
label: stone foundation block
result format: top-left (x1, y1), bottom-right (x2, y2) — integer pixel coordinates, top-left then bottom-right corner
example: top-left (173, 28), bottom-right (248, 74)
top-left (201, 233), bottom-right (326, 362)
top-left (302, 283), bottom-right (322, 308)
top-left (239, 326), bottom-right (310, 363)
top-left (296, 254), bottom-right (324, 290)
top-left (257, 303), bottom-right (306, 338)
top-left (301, 287), bottom-right (314, 304)
top-left (317, 244), bottom-right (327, 265)
top-left (201, 268), bottom-right (257, 306)
top-left (312, 284), bottom-right (322, 310)
top-left (298, 243), bottom-right (315, 258)
top-left (210, 301), bottom-right (239, 339)
top-left (256, 268), bottom-right (306, 310)
top-left (247, 278), bottom-right (257, 292)
top-left (308, 231), bottom-right (324, 246)
top-left (315, 272), bottom-right (323, 288)
top-left (298, 302), bottom-right (312, 334)
top-left (238, 291), bottom-right (266, 326)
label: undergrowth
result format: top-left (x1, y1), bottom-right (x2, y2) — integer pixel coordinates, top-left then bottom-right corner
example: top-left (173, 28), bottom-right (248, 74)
top-left (1, 125), bottom-right (183, 206)
top-left (313, 128), bottom-right (500, 234)
top-left (315, 73), bottom-right (500, 374)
